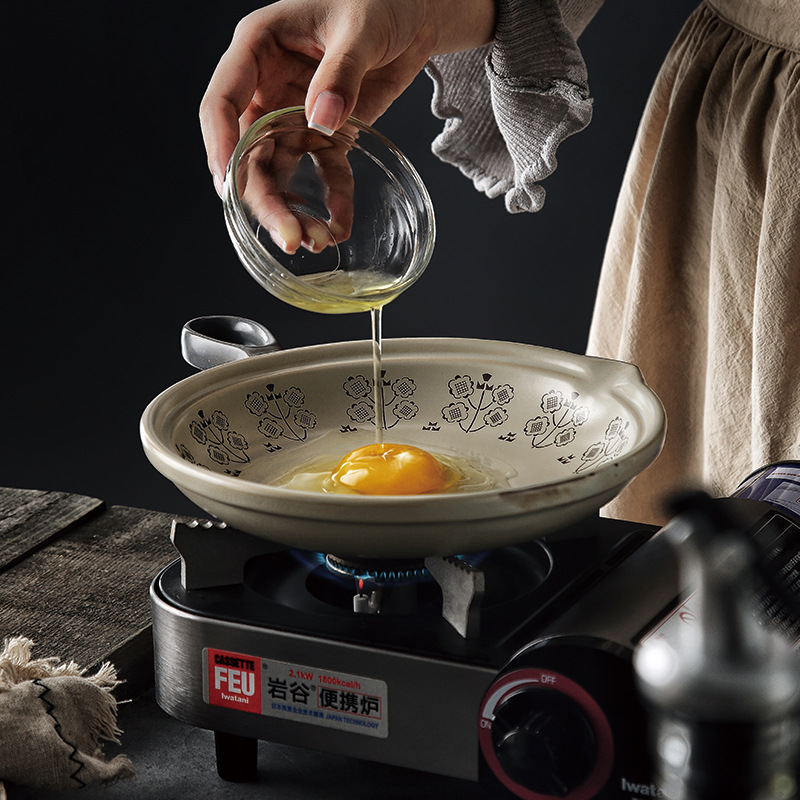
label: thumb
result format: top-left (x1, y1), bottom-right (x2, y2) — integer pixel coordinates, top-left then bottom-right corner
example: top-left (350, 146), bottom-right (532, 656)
top-left (306, 87), bottom-right (349, 136)
top-left (305, 33), bottom-right (377, 133)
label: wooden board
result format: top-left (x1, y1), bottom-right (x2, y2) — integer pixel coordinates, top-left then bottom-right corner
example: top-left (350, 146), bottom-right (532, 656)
top-left (0, 488), bottom-right (181, 699)
top-left (0, 488), bottom-right (104, 571)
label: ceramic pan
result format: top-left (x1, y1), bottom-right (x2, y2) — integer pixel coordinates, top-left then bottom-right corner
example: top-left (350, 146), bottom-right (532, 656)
top-left (140, 338), bottom-right (665, 558)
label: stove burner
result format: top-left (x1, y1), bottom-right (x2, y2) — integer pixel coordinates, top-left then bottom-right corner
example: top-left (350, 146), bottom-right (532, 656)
top-left (324, 554), bottom-right (429, 583)
top-left (303, 556), bottom-right (441, 618)
top-left (275, 545), bottom-right (553, 638)
top-left (162, 514), bottom-right (653, 661)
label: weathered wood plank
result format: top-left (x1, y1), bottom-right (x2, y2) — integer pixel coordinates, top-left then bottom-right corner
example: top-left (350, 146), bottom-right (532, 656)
top-left (0, 488), bottom-right (104, 572)
top-left (0, 502), bottom-right (180, 699)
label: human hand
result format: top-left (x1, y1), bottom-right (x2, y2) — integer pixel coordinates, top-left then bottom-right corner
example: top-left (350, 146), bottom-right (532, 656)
top-left (237, 115), bottom-right (356, 256)
top-left (199, 0), bottom-right (496, 196)
top-left (223, 108), bottom-right (437, 312)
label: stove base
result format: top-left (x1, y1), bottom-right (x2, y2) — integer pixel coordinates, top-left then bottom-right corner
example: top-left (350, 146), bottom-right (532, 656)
top-left (150, 515), bottom-right (661, 797)
top-left (151, 578), bottom-right (497, 782)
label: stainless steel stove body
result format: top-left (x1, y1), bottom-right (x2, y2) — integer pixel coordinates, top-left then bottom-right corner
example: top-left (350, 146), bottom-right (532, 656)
top-left (150, 499), bottom-right (800, 799)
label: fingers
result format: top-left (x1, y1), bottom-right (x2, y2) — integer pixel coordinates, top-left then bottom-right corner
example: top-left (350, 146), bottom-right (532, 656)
top-left (200, 19), bottom-right (258, 188)
top-left (242, 137), bottom-right (307, 254)
top-left (200, 40), bottom-right (261, 194)
top-left (199, 0), bottom-right (440, 197)
top-left (237, 128), bottom-right (347, 256)
top-left (305, 31), bottom-right (377, 134)
top-left (311, 142), bottom-right (355, 243)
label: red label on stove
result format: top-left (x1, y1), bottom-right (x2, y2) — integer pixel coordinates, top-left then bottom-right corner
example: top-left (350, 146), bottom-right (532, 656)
top-left (207, 648), bottom-right (262, 713)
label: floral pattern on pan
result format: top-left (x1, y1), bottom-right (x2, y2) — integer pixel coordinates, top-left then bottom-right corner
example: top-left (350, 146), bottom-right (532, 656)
top-left (178, 369), bottom-right (630, 478)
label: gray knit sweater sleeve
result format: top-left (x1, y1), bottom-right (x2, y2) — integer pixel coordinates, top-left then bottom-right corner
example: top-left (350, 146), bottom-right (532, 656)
top-left (425, 0), bottom-right (603, 213)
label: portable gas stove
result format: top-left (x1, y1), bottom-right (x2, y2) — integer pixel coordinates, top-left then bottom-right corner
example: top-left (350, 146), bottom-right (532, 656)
top-left (151, 473), bottom-right (800, 800)
top-left (151, 485), bottom-right (800, 800)
top-left (151, 509), bottom-right (672, 799)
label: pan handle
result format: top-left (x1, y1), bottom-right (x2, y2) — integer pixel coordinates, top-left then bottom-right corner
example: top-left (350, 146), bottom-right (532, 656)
top-left (181, 315), bottom-right (281, 370)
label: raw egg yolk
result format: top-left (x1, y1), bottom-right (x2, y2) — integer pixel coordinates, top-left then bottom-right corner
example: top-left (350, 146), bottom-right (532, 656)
top-left (330, 443), bottom-right (460, 496)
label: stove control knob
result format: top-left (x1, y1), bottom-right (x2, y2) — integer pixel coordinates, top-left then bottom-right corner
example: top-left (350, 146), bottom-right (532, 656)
top-left (490, 688), bottom-right (597, 797)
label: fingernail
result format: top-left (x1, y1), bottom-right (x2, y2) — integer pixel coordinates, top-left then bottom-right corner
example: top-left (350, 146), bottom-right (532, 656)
top-left (271, 231), bottom-right (295, 254)
top-left (273, 220), bottom-right (300, 254)
top-left (308, 91), bottom-right (345, 136)
top-left (213, 173), bottom-right (224, 198)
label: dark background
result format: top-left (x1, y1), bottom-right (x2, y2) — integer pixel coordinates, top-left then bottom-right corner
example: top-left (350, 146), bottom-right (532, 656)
top-left (4, 0), bottom-right (698, 516)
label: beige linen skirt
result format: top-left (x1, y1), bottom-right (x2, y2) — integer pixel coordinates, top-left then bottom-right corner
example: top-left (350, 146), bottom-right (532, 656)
top-left (587, 0), bottom-right (800, 524)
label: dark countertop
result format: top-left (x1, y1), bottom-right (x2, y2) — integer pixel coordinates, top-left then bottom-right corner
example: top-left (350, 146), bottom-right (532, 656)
top-left (1, 487), bottom-right (486, 798)
top-left (7, 687), bottom-right (486, 800)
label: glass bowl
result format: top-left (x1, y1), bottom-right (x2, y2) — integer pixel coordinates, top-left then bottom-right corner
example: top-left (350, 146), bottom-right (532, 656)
top-left (223, 107), bottom-right (436, 313)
